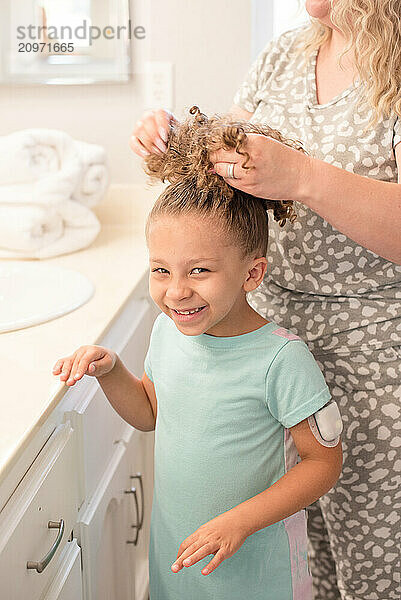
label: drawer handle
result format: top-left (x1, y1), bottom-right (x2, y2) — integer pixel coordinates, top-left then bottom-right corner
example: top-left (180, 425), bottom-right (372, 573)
top-left (26, 519), bottom-right (65, 573)
top-left (130, 473), bottom-right (144, 530)
top-left (125, 472), bottom-right (144, 545)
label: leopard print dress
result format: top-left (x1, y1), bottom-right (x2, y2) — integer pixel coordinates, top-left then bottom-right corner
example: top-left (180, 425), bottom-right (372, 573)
top-left (233, 25), bottom-right (401, 600)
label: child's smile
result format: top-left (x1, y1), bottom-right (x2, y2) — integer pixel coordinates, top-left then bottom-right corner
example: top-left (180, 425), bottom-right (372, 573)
top-left (147, 213), bottom-right (268, 337)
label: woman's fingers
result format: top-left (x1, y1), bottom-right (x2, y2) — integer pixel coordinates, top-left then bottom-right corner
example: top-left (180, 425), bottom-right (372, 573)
top-left (154, 109), bottom-right (176, 144)
top-left (140, 116), bottom-right (167, 153)
top-left (213, 161), bottom-right (249, 181)
top-left (130, 112), bottom-right (163, 155)
top-left (131, 109), bottom-right (177, 156)
top-left (129, 135), bottom-right (150, 157)
top-left (209, 148), bottom-right (239, 164)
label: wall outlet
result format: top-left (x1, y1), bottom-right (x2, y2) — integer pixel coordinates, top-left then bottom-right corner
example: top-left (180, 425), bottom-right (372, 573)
top-left (144, 61), bottom-right (174, 112)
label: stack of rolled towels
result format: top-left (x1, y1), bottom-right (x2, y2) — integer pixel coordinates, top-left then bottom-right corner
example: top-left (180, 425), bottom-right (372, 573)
top-left (0, 128), bottom-right (109, 259)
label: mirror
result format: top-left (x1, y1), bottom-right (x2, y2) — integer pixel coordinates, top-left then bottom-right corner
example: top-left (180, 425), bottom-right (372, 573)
top-left (2, 0), bottom-right (133, 84)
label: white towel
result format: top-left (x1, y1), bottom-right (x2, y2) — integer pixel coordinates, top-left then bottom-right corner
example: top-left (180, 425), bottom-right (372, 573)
top-left (0, 129), bottom-right (81, 186)
top-left (0, 128), bottom-right (108, 259)
top-left (0, 197), bottom-right (100, 259)
top-left (72, 140), bottom-right (109, 208)
top-left (0, 129), bottom-right (108, 207)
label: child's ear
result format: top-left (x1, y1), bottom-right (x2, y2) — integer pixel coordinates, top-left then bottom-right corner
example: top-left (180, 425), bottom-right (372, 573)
top-left (243, 257), bottom-right (268, 292)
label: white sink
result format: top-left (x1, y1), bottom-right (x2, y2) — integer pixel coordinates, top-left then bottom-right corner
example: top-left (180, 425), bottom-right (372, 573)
top-left (0, 261), bottom-right (94, 333)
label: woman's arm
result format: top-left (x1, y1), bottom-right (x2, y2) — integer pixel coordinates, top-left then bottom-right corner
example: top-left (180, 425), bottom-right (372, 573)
top-left (229, 418), bottom-right (343, 536)
top-left (228, 104), bottom-right (254, 120)
top-left (212, 108), bottom-right (401, 264)
top-left (299, 147), bottom-right (401, 264)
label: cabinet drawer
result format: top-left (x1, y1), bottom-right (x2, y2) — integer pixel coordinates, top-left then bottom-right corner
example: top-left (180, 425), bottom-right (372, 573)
top-left (0, 423), bottom-right (80, 600)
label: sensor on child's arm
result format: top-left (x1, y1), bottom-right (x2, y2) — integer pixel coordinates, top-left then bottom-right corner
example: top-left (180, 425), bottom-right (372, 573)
top-left (308, 400), bottom-right (343, 448)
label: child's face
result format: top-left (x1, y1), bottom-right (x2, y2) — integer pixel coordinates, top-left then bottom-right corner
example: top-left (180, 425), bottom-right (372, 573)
top-left (147, 213), bottom-right (267, 337)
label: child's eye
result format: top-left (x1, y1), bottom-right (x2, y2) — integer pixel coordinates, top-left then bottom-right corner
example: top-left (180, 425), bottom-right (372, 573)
top-left (191, 268), bottom-right (209, 274)
top-left (151, 268), bottom-right (168, 274)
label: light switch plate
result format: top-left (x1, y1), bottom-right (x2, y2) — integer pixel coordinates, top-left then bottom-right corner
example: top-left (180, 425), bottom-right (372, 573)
top-left (144, 61), bottom-right (174, 112)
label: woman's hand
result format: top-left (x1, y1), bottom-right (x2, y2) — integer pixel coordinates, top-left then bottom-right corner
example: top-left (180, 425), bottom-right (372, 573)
top-left (171, 511), bottom-right (249, 576)
top-left (210, 133), bottom-right (312, 202)
top-left (52, 345), bottom-right (117, 385)
top-left (129, 108), bottom-right (178, 157)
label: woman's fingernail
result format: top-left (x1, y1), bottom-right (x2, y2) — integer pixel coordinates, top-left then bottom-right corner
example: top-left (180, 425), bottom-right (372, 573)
top-left (171, 564), bottom-right (179, 571)
top-left (141, 148), bottom-right (150, 156)
top-left (159, 127), bottom-right (168, 142)
top-left (155, 138), bottom-right (167, 153)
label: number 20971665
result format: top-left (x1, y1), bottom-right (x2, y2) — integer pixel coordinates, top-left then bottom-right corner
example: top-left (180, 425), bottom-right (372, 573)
top-left (18, 42), bottom-right (74, 53)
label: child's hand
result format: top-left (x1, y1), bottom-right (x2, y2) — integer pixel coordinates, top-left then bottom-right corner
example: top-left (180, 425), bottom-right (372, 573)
top-left (171, 511), bottom-right (249, 576)
top-left (52, 345), bottom-right (117, 386)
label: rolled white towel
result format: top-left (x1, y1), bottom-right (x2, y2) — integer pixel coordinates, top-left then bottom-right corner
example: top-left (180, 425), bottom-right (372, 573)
top-left (0, 203), bottom-right (63, 252)
top-left (72, 140), bottom-right (109, 208)
top-left (0, 198), bottom-right (100, 259)
top-left (0, 129), bottom-right (81, 186)
top-left (0, 172), bottom-right (79, 207)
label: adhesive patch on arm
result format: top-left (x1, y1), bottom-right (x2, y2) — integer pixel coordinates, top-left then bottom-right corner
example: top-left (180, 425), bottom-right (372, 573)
top-left (307, 401), bottom-right (343, 448)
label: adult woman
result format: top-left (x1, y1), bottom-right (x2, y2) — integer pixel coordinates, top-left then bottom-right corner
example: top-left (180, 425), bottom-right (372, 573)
top-left (130, 2), bottom-right (401, 598)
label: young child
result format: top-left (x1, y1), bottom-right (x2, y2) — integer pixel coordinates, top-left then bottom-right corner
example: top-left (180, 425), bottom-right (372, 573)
top-left (53, 108), bottom-right (343, 600)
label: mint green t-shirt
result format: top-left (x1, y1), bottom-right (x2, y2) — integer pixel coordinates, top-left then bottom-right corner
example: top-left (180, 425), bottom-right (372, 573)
top-left (144, 312), bottom-right (331, 600)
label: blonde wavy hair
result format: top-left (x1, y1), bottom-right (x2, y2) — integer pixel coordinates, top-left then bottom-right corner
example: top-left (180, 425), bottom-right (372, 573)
top-left (297, 0), bottom-right (401, 130)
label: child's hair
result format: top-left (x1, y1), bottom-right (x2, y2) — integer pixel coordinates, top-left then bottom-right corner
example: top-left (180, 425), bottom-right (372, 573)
top-left (144, 106), bottom-right (307, 259)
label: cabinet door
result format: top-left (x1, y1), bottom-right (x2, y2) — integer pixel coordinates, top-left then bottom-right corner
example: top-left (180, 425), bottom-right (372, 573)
top-left (78, 440), bottom-right (140, 600)
top-left (121, 428), bottom-right (154, 600)
top-left (0, 423), bottom-right (81, 600)
top-left (42, 539), bottom-right (83, 600)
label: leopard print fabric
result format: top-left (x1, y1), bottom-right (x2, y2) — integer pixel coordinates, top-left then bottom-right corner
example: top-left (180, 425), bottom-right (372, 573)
top-left (233, 25), bottom-right (401, 600)
top-left (308, 348), bottom-right (399, 600)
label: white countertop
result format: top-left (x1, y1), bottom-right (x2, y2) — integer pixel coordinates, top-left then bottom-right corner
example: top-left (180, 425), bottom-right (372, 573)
top-left (0, 183), bottom-right (162, 485)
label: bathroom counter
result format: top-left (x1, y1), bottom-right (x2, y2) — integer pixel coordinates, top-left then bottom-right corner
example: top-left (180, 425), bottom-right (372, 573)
top-left (0, 183), bottom-right (162, 486)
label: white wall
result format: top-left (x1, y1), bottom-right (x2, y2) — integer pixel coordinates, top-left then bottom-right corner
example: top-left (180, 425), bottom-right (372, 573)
top-left (273, 0), bottom-right (308, 38)
top-left (0, 0), bottom-right (255, 184)
top-left (0, 0), bottom-right (310, 185)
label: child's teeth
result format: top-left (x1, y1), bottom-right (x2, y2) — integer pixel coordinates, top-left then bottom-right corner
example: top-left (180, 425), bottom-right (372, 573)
top-left (176, 307), bottom-right (203, 314)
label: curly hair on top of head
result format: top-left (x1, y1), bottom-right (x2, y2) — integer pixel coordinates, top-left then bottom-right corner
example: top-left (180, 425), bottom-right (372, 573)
top-left (143, 106), bottom-right (307, 228)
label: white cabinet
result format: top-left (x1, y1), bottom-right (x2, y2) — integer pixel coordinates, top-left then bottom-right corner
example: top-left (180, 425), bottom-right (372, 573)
top-left (42, 540), bottom-right (84, 600)
top-left (79, 440), bottom-right (136, 600)
top-left (0, 275), bottom-right (158, 600)
top-left (121, 428), bottom-right (154, 600)
top-left (0, 423), bottom-right (81, 600)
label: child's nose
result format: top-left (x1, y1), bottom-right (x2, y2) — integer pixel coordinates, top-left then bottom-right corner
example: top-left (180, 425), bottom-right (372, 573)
top-left (165, 279), bottom-right (191, 300)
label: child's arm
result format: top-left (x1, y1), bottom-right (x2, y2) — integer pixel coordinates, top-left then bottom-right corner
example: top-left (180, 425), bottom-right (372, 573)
top-left (97, 359), bottom-right (157, 432)
top-left (53, 346), bottom-right (157, 432)
top-left (229, 418), bottom-right (342, 535)
top-left (171, 419), bottom-right (342, 576)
